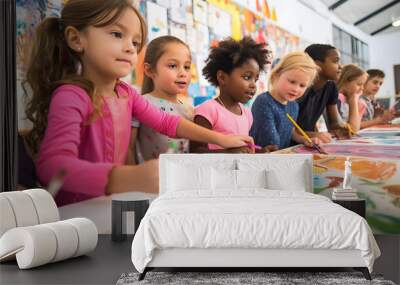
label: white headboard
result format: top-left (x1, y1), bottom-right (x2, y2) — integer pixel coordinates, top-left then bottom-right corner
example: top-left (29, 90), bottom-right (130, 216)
top-left (159, 154), bottom-right (313, 194)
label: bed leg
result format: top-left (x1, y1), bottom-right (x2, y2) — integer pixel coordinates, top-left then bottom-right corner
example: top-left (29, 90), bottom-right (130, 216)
top-left (354, 267), bottom-right (371, 280)
top-left (138, 268), bottom-right (148, 281)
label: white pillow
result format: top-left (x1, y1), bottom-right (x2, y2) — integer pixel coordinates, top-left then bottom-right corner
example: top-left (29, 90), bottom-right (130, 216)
top-left (211, 168), bottom-right (237, 190)
top-left (236, 169), bottom-right (267, 189)
top-left (237, 158), bottom-right (309, 192)
top-left (167, 162), bottom-right (211, 191)
top-left (266, 168), bottom-right (307, 192)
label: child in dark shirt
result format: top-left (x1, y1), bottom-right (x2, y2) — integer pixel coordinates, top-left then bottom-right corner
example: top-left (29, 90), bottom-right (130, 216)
top-left (297, 44), bottom-right (349, 142)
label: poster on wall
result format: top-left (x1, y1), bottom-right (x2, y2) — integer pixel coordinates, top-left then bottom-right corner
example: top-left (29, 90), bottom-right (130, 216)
top-left (194, 53), bottom-right (210, 89)
top-left (266, 24), bottom-right (300, 59)
top-left (194, 23), bottom-right (210, 54)
top-left (169, 22), bottom-right (186, 42)
top-left (186, 25), bottom-right (197, 50)
top-left (233, 0), bottom-right (258, 14)
top-left (193, 0), bottom-right (208, 25)
top-left (182, 0), bottom-right (194, 27)
top-left (207, 4), bottom-right (231, 38)
top-left (155, 0), bottom-right (171, 9)
top-left (16, 0), bottom-right (65, 129)
top-left (169, 0), bottom-right (187, 24)
top-left (16, 0), bottom-right (64, 79)
top-left (146, 1), bottom-right (168, 42)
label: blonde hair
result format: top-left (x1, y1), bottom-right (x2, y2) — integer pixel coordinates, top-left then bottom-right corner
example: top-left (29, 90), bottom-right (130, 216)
top-left (269, 51), bottom-right (319, 89)
top-left (337, 64), bottom-right (367, 90)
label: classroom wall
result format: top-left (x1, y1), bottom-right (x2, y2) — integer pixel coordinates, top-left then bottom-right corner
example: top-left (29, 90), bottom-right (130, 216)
top-left (16, 0), bottom-right (398, 127)
top-left (272, 0), bottom-right (399, 102)
top-left (268, 0), bottom-right (371, 45)
top-left (369, 31), bottom-right (400, 100)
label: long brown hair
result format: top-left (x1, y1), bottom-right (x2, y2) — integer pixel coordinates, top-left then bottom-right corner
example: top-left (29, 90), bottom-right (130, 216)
top-left (141, 35), bottom-right (189, 95)
top-left (337, 64), bottom-right (366, 91)
top-left (24, 0), bottom-right (147, 155)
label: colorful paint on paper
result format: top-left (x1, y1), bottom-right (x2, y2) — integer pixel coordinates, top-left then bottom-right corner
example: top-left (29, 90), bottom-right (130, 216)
top-left (279, 128), bottom-right (400, 234)
top-left (292, 144), bottom-right (400, 159)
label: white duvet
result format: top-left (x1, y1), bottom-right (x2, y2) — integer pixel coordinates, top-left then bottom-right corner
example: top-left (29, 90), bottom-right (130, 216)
top-left (131, 190), bottom-right (380, 273)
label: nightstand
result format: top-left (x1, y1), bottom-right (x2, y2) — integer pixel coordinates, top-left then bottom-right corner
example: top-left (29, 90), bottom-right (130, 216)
top-left (111, 193), bottom-right (151, 242)
top-left (332, 199), bottom-right (366, 218)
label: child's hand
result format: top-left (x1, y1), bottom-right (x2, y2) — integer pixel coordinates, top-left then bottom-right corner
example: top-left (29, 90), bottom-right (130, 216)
top-left (348, 90), bottom-right (363, 102)
top-left (218, 135), bottom-right (254, 149)
top-left (374, 103), bottom-right (385, 117)
top-left (377, 110), bottom-right (395, 124)
top-left (134, 159), bottom-right (159, 194)
top-left (303, 137), bottom-right (321, 148)
top-left (330, 126), bottom-right (351, 140)
top-left (313, 132), bottom-right (332, 143)
top-left (259, 144), bottom-right (279, 153)
top-left (227, 146), bottom-right (254, 153)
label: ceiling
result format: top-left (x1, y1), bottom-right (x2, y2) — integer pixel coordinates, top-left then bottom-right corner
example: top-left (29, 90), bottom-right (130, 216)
top-left (320, 0), bottom-right (400, 36)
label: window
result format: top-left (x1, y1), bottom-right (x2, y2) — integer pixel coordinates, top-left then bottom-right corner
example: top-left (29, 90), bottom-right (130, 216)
top-left (332, 25), bottom-right (369, 69)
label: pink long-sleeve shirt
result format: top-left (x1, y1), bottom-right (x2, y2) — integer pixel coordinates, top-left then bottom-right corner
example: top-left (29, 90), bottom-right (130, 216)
top-left (37, 81), bottom-right (180, 206)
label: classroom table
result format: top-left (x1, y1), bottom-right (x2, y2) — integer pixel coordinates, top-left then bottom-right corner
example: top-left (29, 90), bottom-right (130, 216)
top-left (277, 125), bottom-right (400, 234)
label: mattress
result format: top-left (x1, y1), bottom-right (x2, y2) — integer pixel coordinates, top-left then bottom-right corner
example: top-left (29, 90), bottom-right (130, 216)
top-left (131, 190), bottom-right (380, 273)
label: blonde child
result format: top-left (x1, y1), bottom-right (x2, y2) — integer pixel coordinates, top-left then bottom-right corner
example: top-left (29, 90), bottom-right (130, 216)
top-left (190, 37), bottom-right (270, 153)
top-left (24, 0), bottom-right (252, 205)
top-left (133, 36), bottom-right (194, 161)
top-left (251, 52), bottom-right (320, 149)
top-left (337, 64), bottom-right (368, 132)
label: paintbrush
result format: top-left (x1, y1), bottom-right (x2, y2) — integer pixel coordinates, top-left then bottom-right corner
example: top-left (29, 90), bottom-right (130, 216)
top-left (286, 113), bottom-right (328, 154)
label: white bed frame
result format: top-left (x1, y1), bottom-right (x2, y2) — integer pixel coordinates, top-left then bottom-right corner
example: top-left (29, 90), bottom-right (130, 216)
top-left (139, 154), bottom-right (371, 280)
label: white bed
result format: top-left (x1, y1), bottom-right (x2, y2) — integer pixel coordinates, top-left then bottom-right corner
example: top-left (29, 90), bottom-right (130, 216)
top-left (131, 154), bottom-right (380, 280)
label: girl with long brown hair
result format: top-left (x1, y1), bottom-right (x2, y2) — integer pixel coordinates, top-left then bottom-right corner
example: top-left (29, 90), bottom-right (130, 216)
top-left (134, 35), bottom-right (194, 162)
top-left (25, 0), bottom-right (253, 205)
top-left (337, 64), bottom-right (368, 132)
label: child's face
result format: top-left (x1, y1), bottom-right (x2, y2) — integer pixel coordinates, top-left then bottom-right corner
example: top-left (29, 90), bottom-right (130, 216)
top-left (343, 74), bottom-right (368, 96)
top-left (364, 76), bottom-right (384, 96)
top-left (151, 43), bottom-right (191, 96)
top-left (78, 8), bottom-right (142, 80)
top-left (318, 49), bottom-right (342, 81)
top-left (273, 68), bottom-right (311, 103)
top-left (221, 59), bottom-right (260, 104)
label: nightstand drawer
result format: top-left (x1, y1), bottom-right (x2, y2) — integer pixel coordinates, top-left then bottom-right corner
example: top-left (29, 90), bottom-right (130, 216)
top-left (332, 199), bottom-right (365, 218)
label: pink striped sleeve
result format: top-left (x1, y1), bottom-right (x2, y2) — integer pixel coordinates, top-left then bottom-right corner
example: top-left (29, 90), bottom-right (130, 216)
top-left (36, 86), bottom-right (113, 198)
top-left (128, 86), bottom-right (181, 138)
top-left (358, 99), bottom-right (366, 121)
